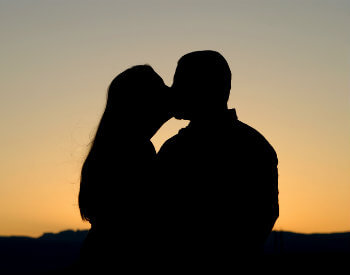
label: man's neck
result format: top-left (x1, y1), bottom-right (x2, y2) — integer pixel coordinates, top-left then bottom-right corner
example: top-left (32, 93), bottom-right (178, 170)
top-left (188, 108), bottom-right (236, 128)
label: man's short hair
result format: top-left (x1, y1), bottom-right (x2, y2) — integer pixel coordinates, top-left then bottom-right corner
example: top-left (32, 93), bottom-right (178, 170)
top-left (174, 50), bottom-right (232, 103)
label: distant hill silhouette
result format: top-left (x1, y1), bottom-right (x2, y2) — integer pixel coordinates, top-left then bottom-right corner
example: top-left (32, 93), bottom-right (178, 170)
top-left (265, 231), bottom-right (350, 254)
top-left (39, 230), bottom-right (88, 242)
top-left (0, 230), bottom-right (349, 274)
top-left (0, 230), bottom-right (88, 275)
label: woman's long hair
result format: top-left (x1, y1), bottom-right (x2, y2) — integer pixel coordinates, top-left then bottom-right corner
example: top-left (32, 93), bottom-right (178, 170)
top-left (78, 65), bottom-right (167, 223)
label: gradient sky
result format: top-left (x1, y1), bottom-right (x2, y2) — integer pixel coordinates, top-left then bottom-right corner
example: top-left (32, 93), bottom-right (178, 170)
top-left (0, 0), bottom-right (349, 237)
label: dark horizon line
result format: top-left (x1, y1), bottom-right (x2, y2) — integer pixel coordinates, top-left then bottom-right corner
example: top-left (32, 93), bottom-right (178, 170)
top-left (2, 228), bottom-right (350, 239)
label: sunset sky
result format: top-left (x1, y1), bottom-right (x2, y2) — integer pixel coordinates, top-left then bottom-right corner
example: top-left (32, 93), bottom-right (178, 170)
top-left (0, 0), bottom-right (349, 237)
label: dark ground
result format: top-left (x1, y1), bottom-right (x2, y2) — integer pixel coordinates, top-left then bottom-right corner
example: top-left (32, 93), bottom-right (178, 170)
top-left (0, 230), bottom-right (349, 274)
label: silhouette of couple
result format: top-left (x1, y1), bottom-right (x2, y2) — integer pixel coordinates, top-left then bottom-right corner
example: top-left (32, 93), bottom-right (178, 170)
top-left (78, 50), bottom-right (279, 271)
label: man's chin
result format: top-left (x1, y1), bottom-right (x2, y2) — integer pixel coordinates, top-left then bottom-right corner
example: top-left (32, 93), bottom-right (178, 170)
top-left (174, 115), bottom-right (184, 120)
top-left (174, 112), bottom-right (189, 120)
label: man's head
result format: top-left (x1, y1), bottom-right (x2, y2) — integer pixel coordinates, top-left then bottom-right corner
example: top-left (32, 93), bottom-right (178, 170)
top-left (172, 50), bottom-right (231, 120)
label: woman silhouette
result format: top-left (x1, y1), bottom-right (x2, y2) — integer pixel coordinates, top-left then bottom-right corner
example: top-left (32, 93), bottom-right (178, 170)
top-left (77, 65), bottom-right (172, 272)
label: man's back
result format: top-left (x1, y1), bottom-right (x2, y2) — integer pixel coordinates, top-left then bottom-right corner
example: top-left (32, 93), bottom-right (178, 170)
top-left (157, 109), bottom-right (278, 257)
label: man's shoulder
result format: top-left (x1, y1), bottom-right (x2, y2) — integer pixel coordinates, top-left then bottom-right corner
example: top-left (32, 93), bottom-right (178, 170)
top-left (234, 120), bottom-right (267, 139)
top-left (158, 118), bottom-right (278, 162)
top-left (159, 134), bottom-right (178, 151)
top-left (233, 120), bottom-right (278, 161)
top-left (157, 128), bottom-right (187, 156)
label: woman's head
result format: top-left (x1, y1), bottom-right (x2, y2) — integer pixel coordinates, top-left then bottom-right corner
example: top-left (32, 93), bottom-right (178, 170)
top-left (79, 65), bottom-right (171, 223)
top-left (105, 65), bottom-right (171, 137)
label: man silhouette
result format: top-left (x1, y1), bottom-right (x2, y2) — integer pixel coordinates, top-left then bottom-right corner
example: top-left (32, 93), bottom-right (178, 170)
top-left (157, 50), bottom-right (279, 261)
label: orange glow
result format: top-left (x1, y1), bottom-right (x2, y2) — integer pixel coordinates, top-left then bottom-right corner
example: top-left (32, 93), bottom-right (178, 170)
top-left (0, 1), bottom-right (349, 237)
